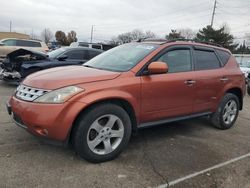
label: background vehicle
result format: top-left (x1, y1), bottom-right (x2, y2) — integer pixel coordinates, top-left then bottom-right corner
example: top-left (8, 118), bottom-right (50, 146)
top-left (0, 47), bottom-right (103, 83)
top-left (248, 73), bottom-right (250, 94)
top-left (47, 41), bottom-right (60, 51)
top-left (8, 40), bottom-right (245, 163)
top-left (70, 42), bottom-right (115, 51)
top-left (239, 61), bottom-right (250, 79)
top-left (0, 38), bottom-right (49, 57)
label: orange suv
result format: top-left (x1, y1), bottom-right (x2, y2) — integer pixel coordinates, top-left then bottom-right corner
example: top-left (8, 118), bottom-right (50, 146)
top-left (7, 39), bottom-right (246, 163)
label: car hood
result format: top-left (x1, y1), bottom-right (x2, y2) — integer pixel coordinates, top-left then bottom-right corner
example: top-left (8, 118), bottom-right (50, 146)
top-left (22, 66), bottom-right (121, 90)
top-left (7, 48), bottom-right (47, 60)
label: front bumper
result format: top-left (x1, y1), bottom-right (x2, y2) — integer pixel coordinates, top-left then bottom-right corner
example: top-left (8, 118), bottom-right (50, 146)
top-left (0, 70), bottom-right (21, 79)
top-left (6, 101), bottom-right (27, 129)
top-left (7, 96), bottom-right (87, 141)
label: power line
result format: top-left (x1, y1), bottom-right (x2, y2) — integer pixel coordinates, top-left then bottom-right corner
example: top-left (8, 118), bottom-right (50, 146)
top-left (96, 1), bottom-right (212, 29)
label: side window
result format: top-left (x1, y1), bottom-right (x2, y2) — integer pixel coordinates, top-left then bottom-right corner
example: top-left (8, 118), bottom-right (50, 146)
top-left (216, 49), bottom-right (231, 66)
top-left (63, 50), bottom-right (84, 60)
top-left (79, 43), bottom-right (88, 47)
top-left (2, 39), bottom-right (16, 46)
top-left (16, 40), bottom-right (27, 46)
top-left (157, 49), bottom-right (192, 73)
top-left (31, 41), bottom-right (41, 47)
top-left (16, 40), bottom-right (41, 47)
top-left (88, 50), bottom-right (101, 60)
top-left (194, 50), bottom-right (221, 70)
top-left (92, 45), bottom-right (102, 50)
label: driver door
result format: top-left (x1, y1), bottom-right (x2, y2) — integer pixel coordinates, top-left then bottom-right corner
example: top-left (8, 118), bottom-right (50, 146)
top-left (141, 46), bottom-right (195, 123)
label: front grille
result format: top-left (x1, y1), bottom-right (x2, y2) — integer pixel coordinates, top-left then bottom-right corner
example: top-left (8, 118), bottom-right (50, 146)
top-left (15, 84), bottom-right (50, 102)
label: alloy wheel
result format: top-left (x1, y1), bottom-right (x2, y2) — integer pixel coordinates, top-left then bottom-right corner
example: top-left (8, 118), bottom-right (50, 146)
top-left (87, 114), bottom-right (124, 155)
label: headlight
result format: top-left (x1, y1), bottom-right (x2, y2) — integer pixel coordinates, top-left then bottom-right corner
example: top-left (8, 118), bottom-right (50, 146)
top-left (34, 86), bottom-right (84, 103)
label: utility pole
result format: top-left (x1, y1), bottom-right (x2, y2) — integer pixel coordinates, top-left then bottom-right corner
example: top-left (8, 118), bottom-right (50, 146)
top-left (242, 40), bottom-right (246, 54)
top-left (211, 0), bottom-right (217, 27)
top-left (10, 21), bottom-right (12, 32)
top-left (90, 25), bottom-right (94, 43)
top-left (31, 29), bottom-right (34, 39)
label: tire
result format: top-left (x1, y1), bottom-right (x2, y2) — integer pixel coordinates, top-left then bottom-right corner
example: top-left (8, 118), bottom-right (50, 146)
top-left (210, 93), bottom-right (240, 130)
top-left (73, 103), bottom-right (132, 163)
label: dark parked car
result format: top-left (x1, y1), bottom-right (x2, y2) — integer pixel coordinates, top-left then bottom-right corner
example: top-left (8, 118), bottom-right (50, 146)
top-left (0, 47), bottom-right (103, 83)
top-left (247, 73), bottom-right (250, 95)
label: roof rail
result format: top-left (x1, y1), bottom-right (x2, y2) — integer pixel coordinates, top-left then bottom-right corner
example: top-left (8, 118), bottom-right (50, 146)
top-left (167, 38), bottom-right (223, 47)
top-left (138, 38), bottom-right (223, 48)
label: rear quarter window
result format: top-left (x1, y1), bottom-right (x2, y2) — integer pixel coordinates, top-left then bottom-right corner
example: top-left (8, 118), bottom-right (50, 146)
top-left (216, 49), bottom-right (231, 66)
top-left (194, 50), bottom-right (221, 70)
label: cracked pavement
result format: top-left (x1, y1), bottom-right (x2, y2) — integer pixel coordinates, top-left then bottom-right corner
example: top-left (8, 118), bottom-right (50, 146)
top-left (0, 81), bottom-right (250, 188)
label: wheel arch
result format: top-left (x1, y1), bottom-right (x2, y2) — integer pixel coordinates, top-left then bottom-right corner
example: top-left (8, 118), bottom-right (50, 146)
top-left (225, 87), bottom-right (243, 110)
top-left (68, 98), bottom-right (138, 145)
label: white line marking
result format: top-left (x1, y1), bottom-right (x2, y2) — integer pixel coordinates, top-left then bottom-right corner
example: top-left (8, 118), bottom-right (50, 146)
top-left (157, 152), bottom-right (250, 188)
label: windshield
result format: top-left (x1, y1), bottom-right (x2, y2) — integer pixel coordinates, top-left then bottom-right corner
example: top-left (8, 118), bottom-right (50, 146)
top-left (240, 61), bottom-right (250, 68)
top-left (84, 43), bottom-right (159, 72)
top-left (48, 48), bottom-right (66, 58)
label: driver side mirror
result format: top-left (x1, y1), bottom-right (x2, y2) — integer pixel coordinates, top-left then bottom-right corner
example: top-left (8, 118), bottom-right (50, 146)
top-left (147, 61), bottom-right (168, 74)
top-left (57, 55), bottom-right (68, 61)
top-left (0, 42), bottom-right (5, 46)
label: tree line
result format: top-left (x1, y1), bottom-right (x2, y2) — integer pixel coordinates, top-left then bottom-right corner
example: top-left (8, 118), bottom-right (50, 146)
top-left (40, 25), bottom-right (249, 53)
top-left (110, 25), bottom-right (249, 53)
top-left (41, 29), bottom-right (77, 46)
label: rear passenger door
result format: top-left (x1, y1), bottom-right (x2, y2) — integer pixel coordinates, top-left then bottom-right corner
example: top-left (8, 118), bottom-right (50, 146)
top-left (192, 46), bottom-right (226, 113)
top-left (62, 50), bottom-right (88, 64)
top-left (87, 50), bottom-right (101, 61)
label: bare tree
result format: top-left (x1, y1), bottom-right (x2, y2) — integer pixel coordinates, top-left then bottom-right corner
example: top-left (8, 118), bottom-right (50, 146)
top-left (41, 28), bottom-right (53, 44)
top-left (165, 30), bottom-right (183, 40)
top-left (179, 28), bottom-right (196, 39)
top-left (67, 30), bottom-right (78, 45)
top-left (245, 33), bottom-right (250, 47)
top-left (112, 29), bottom-right (156, 44)
top-left (130, 29), bottom-right (145, 40)
top-left (145, 30), bottom-right (156, 38)
top-left (109, 37), bottom-right (121, 46)
top-left (55, 31), bottom-right (67, 45)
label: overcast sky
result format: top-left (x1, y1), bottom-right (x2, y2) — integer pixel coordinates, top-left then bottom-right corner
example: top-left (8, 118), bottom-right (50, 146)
top-left (0, 0), bottom-right (249, 43)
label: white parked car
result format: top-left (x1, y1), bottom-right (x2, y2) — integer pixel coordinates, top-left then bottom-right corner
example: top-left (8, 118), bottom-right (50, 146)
top-left (70, 42), bottom-right (114, 51)
top-left (0, 38), bottom-right (49, 58)
top-left (239, 61), bottom-right (250, 79)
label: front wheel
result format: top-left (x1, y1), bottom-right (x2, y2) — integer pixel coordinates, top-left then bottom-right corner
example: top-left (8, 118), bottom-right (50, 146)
top-left (210, 93), bottom-right (240, 130)
top-left (73, 104), bottom-right (132, 163)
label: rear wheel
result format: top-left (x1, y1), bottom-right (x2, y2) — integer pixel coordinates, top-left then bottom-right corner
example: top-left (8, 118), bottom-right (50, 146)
top-left (73, 104), bottom-right (132, 163)
top-left (210, 93), bottom-right (239, 130)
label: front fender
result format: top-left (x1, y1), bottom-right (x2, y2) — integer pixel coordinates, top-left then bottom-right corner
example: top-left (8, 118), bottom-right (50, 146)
top-left (69, 89), bottom-right (140, 122)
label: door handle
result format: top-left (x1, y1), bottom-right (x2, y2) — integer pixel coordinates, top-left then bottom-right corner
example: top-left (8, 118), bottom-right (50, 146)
top-left (184, 80), bottom-right (196, 85)
top-left (220, 77), bottom-right (229, 82)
